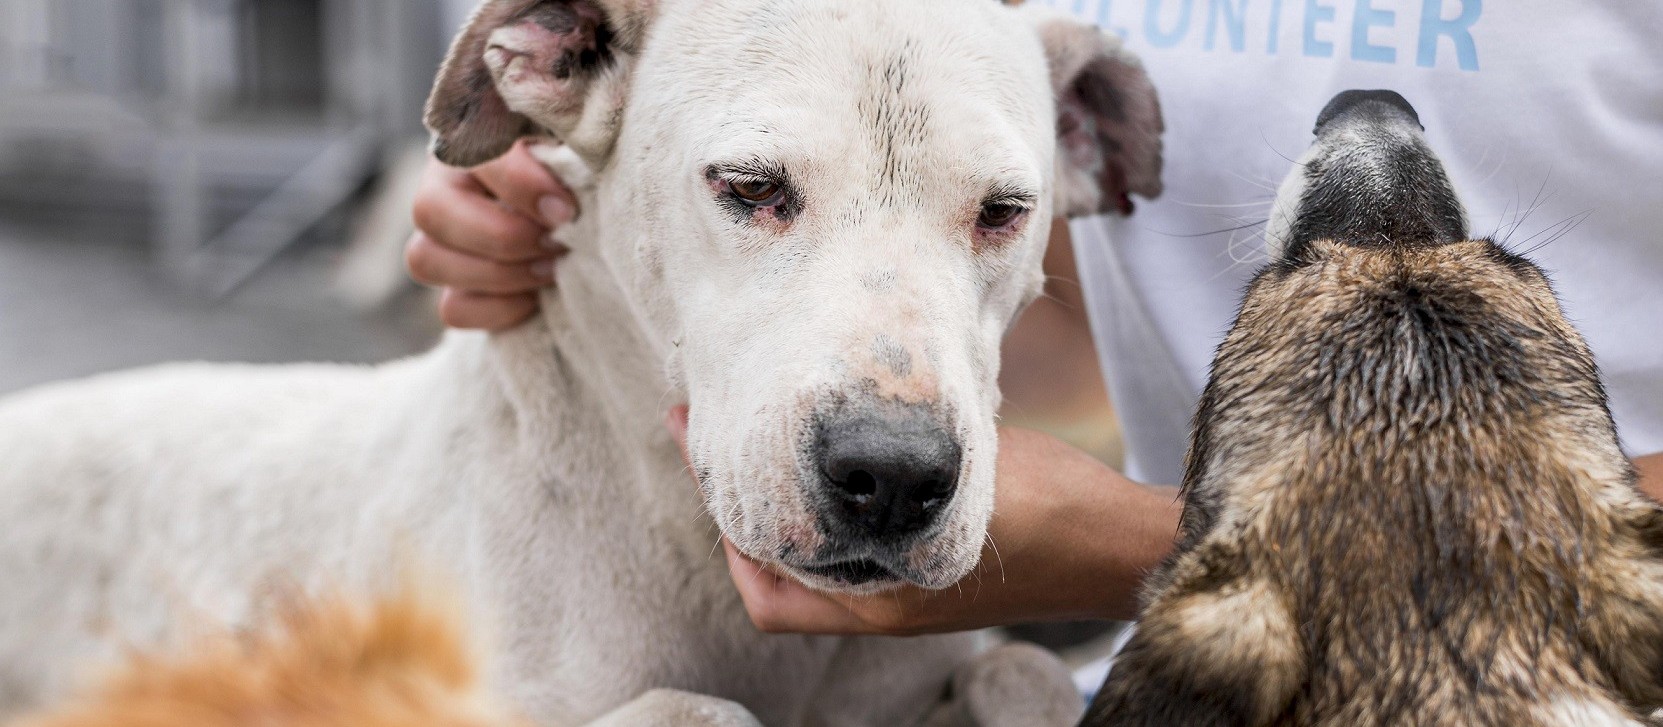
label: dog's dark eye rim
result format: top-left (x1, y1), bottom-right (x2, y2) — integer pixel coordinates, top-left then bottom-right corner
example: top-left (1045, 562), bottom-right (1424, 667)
top-left (706, 162), bottom-right (793, 211)
top-left (728, 177), bottom-right (785, 207)
top-left (977, 199), bottom-right (1031, 229)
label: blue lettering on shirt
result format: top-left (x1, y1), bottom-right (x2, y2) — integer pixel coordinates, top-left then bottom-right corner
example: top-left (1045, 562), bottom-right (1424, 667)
top-left (1351, 0), bottom-right (1397, 63)
top-left (1040, 0), bottom-right (1481, 71)
top-left (1302, 0), bottom-right (1336, 57)
top-left (1266, 0), bottom-right (1285, 53)
top-left (1145, 0), bottom-right (1195, 48)
top-left (1205, 0), bottom-right (1249, 52)
top-left (1417, 0), bottom-right (1481, 70)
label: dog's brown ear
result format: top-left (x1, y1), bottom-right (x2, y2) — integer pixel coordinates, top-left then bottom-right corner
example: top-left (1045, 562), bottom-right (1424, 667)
top-left (1032, 15), bottom-right (1164, 217)
top-left (424, 0), bottom-right (652, 168)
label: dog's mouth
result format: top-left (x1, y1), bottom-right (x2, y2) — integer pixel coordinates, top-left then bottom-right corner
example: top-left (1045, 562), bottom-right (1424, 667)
top-left (794, 558), bottom-right (895, 587)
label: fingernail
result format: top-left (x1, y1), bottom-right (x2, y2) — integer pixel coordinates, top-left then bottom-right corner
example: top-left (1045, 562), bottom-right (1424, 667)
top-left (529, 259), bottom-right (557, 280)
top-left (538, 195), bottom-right (575, 227)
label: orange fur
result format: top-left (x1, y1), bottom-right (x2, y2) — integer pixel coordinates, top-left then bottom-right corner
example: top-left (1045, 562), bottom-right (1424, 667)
top-left (9, 585), bottom-right (529, 727)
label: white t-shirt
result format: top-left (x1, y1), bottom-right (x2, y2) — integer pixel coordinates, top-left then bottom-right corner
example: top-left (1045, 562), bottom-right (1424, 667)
top-left (1040, 0), bottom-right (1663, 483)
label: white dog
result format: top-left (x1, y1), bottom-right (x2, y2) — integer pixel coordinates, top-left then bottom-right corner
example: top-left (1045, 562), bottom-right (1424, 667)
top-left (0, 1), bottom-right (1161, 724)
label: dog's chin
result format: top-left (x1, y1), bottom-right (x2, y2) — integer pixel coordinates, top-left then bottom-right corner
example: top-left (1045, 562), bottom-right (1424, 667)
top-left (783, 560), bottom-right (910, 595)
top-left (778, 552), bottom-right (973, 594)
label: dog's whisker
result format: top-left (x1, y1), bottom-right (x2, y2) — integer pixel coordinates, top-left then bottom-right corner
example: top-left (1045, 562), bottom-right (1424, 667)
top-left (1221, 217), bottom-right (1272, 267)
top-left (1035, 288), bottom-right (1073, 309)
top-left (1174, 197), bottom-right (1277, 210)
top-left (1228, 170), bottom-right (1283, 194)
top-left (1259, 128), bottom-right (1305, 166)
top-left (1040, 274), bottom-right (1086, 305)
top-left (1487, 186), bottom-right (1518, 242)
top-left (1167, 218), bottom-right (1270, 239)
top-left (1516, 210), bottom-right (1594, 257)
top-left (1500, 173), bottom-right (1556, 245)
top-left (1203, 259), bottom-right (1256, 286)
top-left (1471, 143), bottom-right (1510, 188)
top-left (1205, 232), bottom-right (1271, 283)
top-left (655, 384), bottom-right (678, 415)
top-left (741, 553), bottom-right (770, 594)
top-left (983, 533), bottom-right (1007, 585)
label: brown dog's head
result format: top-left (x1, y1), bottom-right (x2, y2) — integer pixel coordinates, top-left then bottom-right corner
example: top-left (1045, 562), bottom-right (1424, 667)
top-left (1182, 90), bottom-right (1630, 552)
top-left (1085, 91), bottom-right (1657, 726)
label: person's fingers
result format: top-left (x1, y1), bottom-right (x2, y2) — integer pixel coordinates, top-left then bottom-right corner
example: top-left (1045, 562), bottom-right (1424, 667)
top-left (406, 231), bottom-right (559, 294)
top-left (721, 541), bottom-right (875, 635)
top-left (436, 288), bottom-right (540, 331)
top-left (473, 140), bottom-right (580, 228)
top-left (412, 161), bottom-right (552, 263)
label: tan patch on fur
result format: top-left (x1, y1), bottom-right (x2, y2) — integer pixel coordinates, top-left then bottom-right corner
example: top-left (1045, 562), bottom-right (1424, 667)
top-left (846, 332), bottom-right (942, 407)
top-left (1535, 695), bottom-right (1646, 726)
top-left (12, 583), bottom-right (526, 727)
top-left (1166, 580), bottom-right (1302, 721)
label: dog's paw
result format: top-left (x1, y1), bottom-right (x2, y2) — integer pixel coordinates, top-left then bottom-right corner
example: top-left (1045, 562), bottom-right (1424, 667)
top-left (925, 642), bottom-right (1084, 727)
top-left (587, 689), bottom-right (763, 727)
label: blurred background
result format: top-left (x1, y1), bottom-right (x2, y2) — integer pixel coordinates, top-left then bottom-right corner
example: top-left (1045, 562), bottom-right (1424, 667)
top-left (0, 0), bottom-right (462, 394)
top-left (0, 0), bottom-right (1125, 663)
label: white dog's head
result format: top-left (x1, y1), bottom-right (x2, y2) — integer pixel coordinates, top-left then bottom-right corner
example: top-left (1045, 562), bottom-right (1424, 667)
top-left (426, 0), bottom-right (1161, 593)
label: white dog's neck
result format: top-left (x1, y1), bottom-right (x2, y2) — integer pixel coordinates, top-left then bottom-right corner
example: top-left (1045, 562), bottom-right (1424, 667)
top-left (457, 186), bottom-right (697, 529)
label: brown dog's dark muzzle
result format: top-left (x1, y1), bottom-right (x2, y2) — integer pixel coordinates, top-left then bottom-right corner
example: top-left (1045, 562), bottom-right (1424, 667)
top-left (1285, 89), bottom-right (1468, 256)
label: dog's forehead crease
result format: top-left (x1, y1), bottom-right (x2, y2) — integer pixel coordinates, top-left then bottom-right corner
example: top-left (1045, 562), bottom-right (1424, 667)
top-left (859, 42), bottom-right (933, 207)
top-left (662, 1), bottom-right (1051, 194)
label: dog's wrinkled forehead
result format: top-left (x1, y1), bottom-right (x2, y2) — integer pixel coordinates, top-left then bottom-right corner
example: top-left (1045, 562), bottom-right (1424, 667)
top-left (640, 0), bottom-right (1056, 197)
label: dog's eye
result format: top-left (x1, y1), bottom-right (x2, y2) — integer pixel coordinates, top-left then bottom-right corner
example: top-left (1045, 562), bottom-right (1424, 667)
top-left (729, 179), bottom-right (785, 207)
top-left (977, 202), bottom-right (1027, 230)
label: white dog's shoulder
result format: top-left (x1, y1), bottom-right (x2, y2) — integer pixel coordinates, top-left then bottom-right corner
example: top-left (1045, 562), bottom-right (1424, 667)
top-left (0, 349), bottom-right (503, 713)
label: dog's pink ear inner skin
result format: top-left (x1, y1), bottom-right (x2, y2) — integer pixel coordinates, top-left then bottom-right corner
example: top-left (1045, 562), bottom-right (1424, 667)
top-left (424, 0), bottom-right (616, 168)
top-left (1037, 20), bottom-right (1164, 218)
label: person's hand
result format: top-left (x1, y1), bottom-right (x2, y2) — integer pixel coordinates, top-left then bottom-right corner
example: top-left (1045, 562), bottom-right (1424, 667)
top-left (665, 407), bottom-right (1180, 636)
top-left (406, 139), bottom-right (578, 329)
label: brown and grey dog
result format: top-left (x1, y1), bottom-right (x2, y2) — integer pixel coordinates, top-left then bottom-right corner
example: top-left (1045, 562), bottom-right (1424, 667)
top-left (1083, 90), bottom-right (1663, 727)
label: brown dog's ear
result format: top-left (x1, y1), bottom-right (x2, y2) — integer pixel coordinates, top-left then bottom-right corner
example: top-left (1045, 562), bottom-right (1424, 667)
top-left (1032, 15), bottom-right (1164, 217)
top-left (425, 0), bottom-right (650, 168)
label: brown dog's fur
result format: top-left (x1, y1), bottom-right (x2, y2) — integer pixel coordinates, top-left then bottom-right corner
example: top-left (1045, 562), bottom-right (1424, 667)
top-left (1085, 233), bottom-right (1663, 725)
top-left (7, 584), bottom-right (528, 727)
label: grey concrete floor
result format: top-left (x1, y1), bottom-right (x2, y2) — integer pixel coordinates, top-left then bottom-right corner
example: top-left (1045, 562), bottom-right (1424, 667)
top-left (0, 216), bottom-right (438, 397)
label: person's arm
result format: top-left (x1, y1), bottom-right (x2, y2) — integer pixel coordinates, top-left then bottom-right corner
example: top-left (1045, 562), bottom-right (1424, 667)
top-left (668, 408), bottom-right (1180, 635)
top-left (1637, 452), bottom-right (1663, 501)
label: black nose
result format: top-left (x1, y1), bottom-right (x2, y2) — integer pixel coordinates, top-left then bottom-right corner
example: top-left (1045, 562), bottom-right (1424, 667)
top-left (815, 406), bottom-right (961, 540)
top-left (1314, 89), bottom-right (1422, 134)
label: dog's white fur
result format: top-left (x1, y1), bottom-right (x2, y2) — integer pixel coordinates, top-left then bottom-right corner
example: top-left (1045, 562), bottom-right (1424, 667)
top-left (0, 1), bottom-right (1160, 724)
